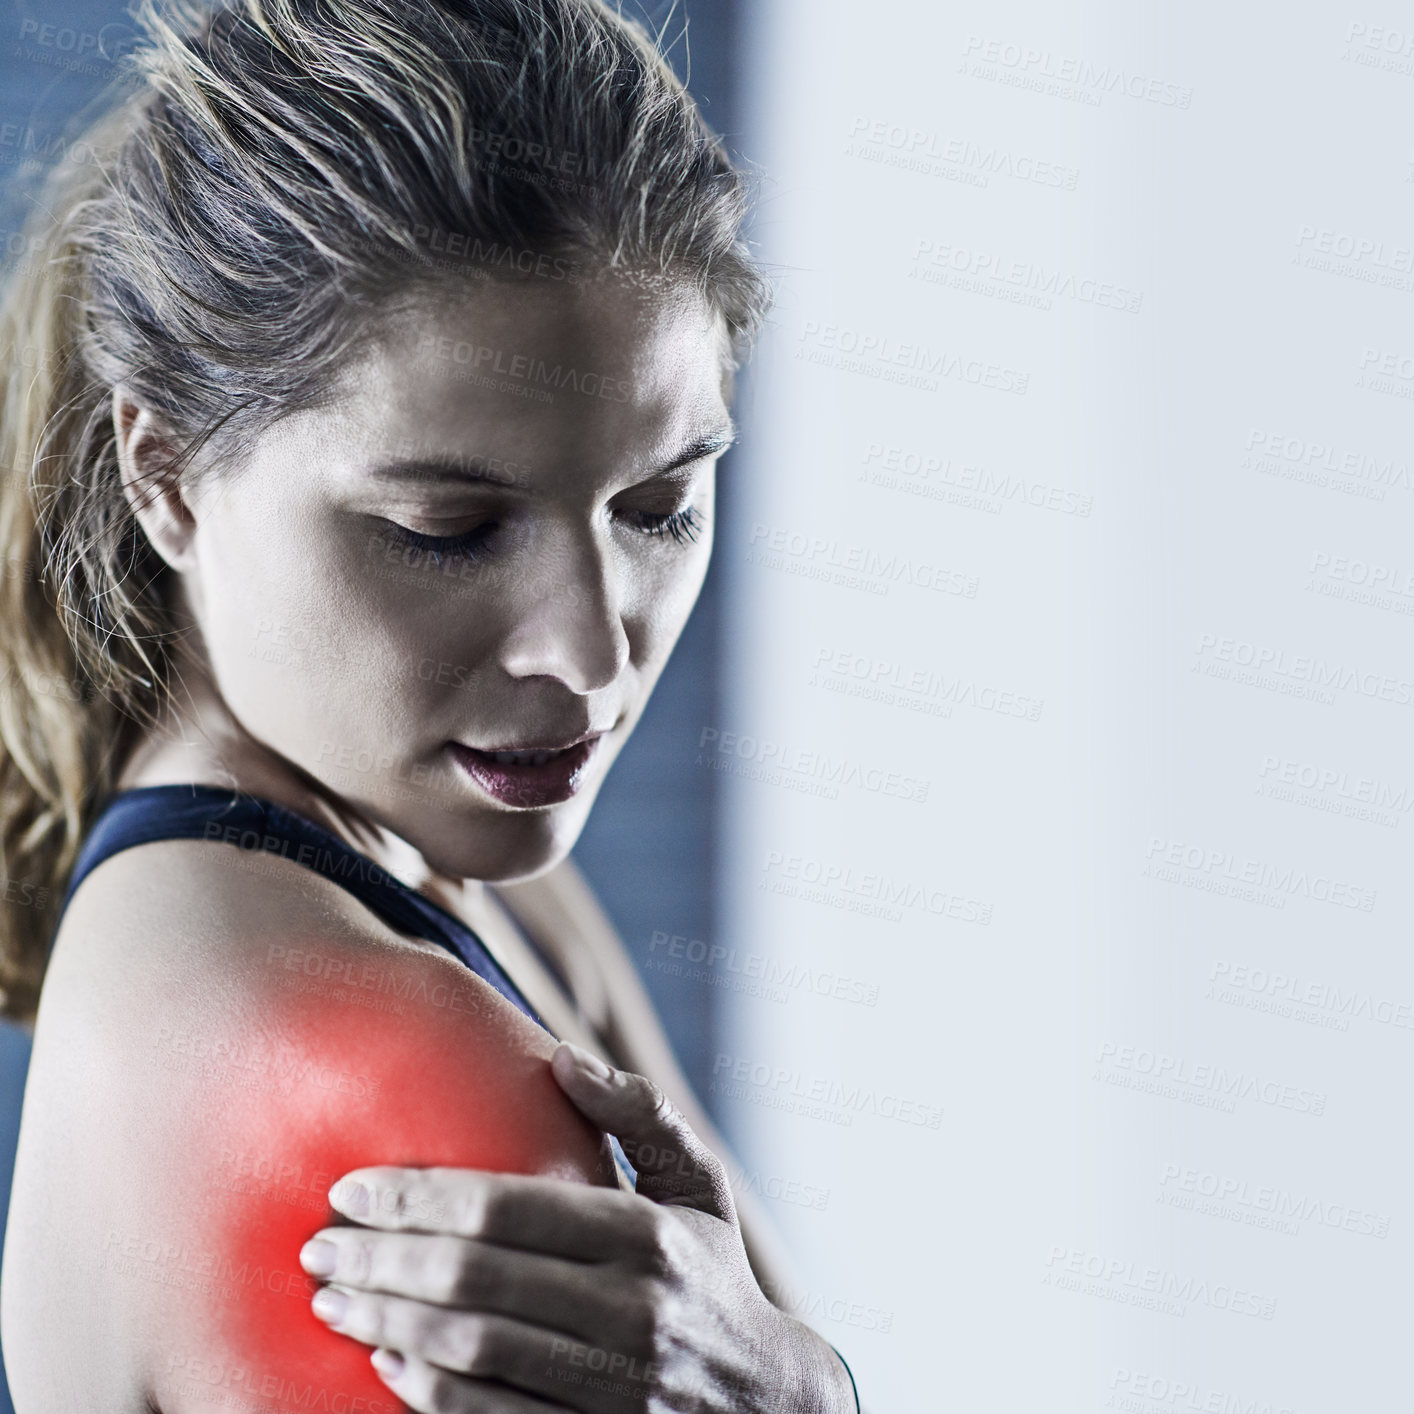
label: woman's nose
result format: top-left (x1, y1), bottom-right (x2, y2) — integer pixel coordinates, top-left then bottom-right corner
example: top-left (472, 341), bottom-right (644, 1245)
top-left (496, 535), bottom-right (630, 694)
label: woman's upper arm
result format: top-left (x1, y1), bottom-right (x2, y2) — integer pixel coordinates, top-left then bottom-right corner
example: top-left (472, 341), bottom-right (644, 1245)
top-left (4, 843), bottom-right (615, 1413)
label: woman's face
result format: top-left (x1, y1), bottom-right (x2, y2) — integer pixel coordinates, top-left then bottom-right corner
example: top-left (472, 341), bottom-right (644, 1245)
top-left (168, 272), bottom-right (733, 882)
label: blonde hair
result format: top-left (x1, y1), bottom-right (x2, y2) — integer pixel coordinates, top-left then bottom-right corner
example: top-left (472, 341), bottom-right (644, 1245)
top-left (0, 0), bottom-right (772, 1025)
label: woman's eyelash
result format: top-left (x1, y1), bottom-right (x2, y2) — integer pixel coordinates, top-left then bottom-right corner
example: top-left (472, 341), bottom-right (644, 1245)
top-left (624, 504), bottom-right (705, 545)
top-left (376, 503), bottom-right (705, 566)
top-left (378, 520), bottom-right (495, 566)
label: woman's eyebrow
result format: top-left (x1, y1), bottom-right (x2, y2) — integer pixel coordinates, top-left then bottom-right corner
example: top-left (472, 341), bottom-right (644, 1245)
top-left (361, 422), bottom-right (737, 489)
top-left (361, 454), bottom-right (529, 489)
top-left (652, 422), bottom-right (737, 474)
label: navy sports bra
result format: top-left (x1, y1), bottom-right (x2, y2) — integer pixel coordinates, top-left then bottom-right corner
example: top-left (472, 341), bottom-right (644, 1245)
top-left (58, 782), bottom-right (553, 1022)
top-left (57, 782), bottom-right (638, 1187)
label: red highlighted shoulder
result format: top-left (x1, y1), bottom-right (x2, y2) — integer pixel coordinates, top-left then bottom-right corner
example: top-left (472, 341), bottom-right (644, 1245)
top-left (140, 928), bottom-right (613, 1411)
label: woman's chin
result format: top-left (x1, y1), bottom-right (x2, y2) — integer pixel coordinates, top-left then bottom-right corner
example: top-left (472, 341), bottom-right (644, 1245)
top-left (414, 799), bottom-right (588, 884)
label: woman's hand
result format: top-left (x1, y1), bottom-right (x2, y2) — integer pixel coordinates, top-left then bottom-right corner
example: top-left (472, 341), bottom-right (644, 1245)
top-left (298, 1041), bottom-right (857, 1413)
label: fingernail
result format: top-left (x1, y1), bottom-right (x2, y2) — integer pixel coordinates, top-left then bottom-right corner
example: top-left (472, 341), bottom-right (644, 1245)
top-left (299, 1239), bottom-right (337, 1277)
top-left (565, 1042), bottom-right (612, 1079)
top-left (330, 1179), bottom-right (368, 1215)
top-left (371, 1348), bottom-right (405, 1380)
top-left (311, 1286), bottom-right (348, 1324)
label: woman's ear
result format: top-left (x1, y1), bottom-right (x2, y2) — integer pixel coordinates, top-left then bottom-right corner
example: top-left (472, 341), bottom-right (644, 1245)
top-left (112, 385), bottom-right (198, 572)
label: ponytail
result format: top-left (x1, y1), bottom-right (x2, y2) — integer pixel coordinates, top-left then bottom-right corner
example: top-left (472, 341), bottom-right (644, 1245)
top-left (0, 105), bottom-right (170, 1026)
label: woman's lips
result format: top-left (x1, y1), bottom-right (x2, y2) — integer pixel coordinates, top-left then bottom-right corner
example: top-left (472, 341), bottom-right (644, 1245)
top-left (446, 738), bottom-right (599, 808)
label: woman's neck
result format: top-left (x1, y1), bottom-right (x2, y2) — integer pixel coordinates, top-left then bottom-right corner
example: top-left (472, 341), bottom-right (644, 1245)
top-left (113, 641), bottom-right (486, 920)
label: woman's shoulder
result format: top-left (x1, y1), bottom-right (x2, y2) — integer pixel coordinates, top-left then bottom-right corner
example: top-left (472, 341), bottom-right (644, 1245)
top-left (5, 833), bottom-right (616, 1412)
top-left (50, 827), bottom-right (442, 1006)
top-left (35, 828), bottom-right (578, 1115)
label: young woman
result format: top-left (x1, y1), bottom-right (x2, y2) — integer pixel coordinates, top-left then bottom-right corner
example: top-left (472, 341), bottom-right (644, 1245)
top-left (0, 2), bottom-right (861, 1411)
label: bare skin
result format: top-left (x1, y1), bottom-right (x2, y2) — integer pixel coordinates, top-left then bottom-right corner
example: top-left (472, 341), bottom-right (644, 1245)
top-left (0, 271), bottom-right (855, 1412)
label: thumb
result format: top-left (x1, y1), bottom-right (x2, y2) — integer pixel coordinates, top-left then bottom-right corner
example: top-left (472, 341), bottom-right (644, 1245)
top-left (551, 1042), bottom-right (736, 1220)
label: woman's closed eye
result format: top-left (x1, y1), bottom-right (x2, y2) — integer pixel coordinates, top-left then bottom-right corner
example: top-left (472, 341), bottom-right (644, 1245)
top-left (375, 517), bottom-right (500, 567)
top-left (374, 502), bottom-right (707, 567)
top-left (616, 503), bottom-right (705, 545)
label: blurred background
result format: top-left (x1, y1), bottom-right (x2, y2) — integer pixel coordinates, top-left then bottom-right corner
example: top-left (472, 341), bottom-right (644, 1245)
top-left (2, 2), bottom-right (1408, 1410)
